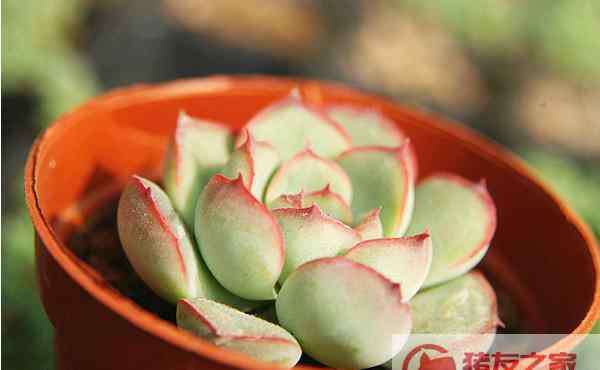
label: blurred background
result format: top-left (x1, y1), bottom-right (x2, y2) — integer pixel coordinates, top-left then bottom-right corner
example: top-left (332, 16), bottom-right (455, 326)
top-left (2, 0), bottom-right (599, 368)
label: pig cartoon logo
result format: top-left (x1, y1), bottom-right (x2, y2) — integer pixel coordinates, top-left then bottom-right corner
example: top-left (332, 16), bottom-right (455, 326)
top-left (402, 344), bottom-right (457, 370)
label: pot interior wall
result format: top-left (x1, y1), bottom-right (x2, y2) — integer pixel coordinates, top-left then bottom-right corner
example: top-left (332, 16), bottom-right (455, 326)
top-left (33, 78), bottom-right (596, 340)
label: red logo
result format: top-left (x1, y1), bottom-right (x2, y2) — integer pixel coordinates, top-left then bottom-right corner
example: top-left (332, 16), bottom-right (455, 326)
top-left (402, 344), bottom-right (456, 370)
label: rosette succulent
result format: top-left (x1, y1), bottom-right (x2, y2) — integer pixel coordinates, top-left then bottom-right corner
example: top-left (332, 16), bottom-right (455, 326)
top-left (117, 90), bottom-right (500, 369)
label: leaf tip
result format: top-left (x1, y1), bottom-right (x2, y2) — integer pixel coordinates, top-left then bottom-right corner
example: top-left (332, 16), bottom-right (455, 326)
top-left (410, 232), bottom-right (431, 244)
top-left (473, 178), bottom-right (489, 193)
top-left (297, 145), bottom-right (320, 160)
top-left (495, 315), bottom-right (506, 329)
top-left (306, 203), bottom-right (324, 218)
top-left (130, 174), bottom-right (152, 197)
top-left (394, 139), bottom-right (413, 160)
top-left (238, 129), bottom-right (256, 151)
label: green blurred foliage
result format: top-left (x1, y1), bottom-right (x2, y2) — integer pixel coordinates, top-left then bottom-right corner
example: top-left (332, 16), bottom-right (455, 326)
top-left (399, 0), bottom-right (600, 83)
top-left (528, 0), bottom-right (600, 84)
top-left (2, 0), bottom-right (98, 125)
top-left (2, 210), bottom-right (55, 369)
top-left (399, 0), bottom-right (524, 56)
top-left (3, 0), bottom-right (99, 368)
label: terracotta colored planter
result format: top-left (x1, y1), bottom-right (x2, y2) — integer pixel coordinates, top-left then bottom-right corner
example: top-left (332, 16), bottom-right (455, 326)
top-left (25, 76), bottom-right (600, 370)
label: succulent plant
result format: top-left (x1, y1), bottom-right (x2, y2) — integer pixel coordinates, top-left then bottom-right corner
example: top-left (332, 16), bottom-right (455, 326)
top-left (117, 90), bottom-right (500, 368)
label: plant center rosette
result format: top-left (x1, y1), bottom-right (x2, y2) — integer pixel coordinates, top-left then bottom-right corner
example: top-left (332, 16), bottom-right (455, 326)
top-left (117, 90), bottom-right (501, 369)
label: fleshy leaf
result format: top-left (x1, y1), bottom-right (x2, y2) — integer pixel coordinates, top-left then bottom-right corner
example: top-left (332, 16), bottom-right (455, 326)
top-left (268, 192), bottom-right (304, 210)
top-left (177, 298), bottom-right (301, 368)
top-left (118, 176), bottom-right (199, 303)
top-left (303, 185), bottom-right (353, 224)
top-left (273, 205), bottom-right (361, 283)
top-left (337, 145), bottom-right (415, 237)
top-left (164, 112), bottom-right (233, 228)
top-left (195, 175), bottom-right (284, 300)
top-left (276, 257), bottom-right (412, 369)
top-left (117, 176), bottom-right (256, 309)
top-left (193, 258), bottom-right (265, 313)
top-left (221, 132), bottom-right (279, 201)
top-left (328, 106), bottom-right (418, 179)
top-left (327, 106), bottom-right (406, 147)
top-left (406, 173), bottom-right (497, 287)
top-left (344, 233), bottom-right (432, 301)
top-left (354, 208), bottom-right (384, 240)
top-left (244, 93), bottom-right (351, 160)
top-left (384, 271), bottom-right (500, 369)
top-left (265, 148), bottom-right (352, 205)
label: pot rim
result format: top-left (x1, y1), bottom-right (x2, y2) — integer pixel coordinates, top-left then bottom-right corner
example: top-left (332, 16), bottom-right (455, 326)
top-left (24, 75), bottom-right (600, 369)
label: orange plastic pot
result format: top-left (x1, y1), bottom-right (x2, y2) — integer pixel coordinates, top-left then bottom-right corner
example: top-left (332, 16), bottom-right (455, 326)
top-left (25, 76), bottom-right (600, 370)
